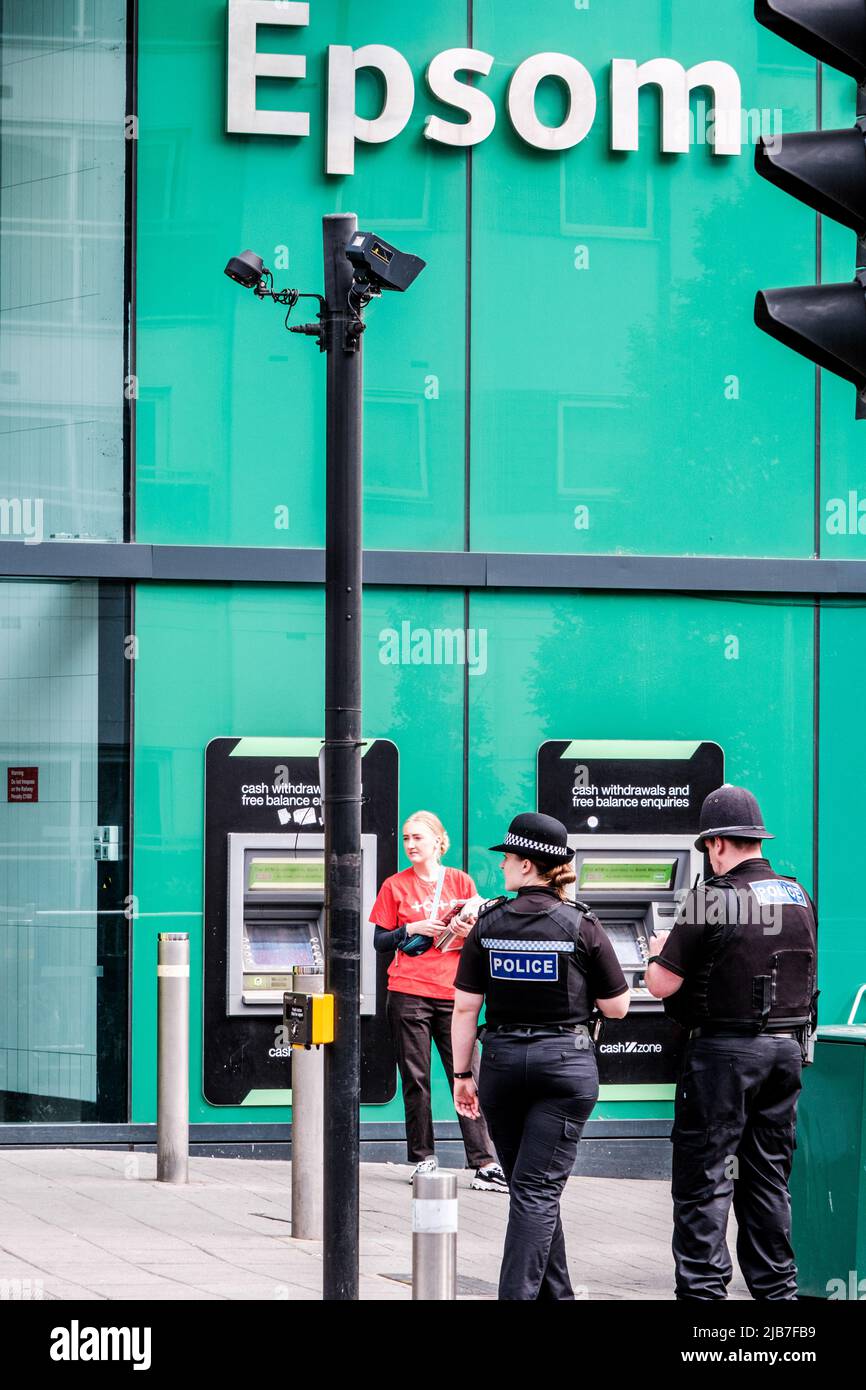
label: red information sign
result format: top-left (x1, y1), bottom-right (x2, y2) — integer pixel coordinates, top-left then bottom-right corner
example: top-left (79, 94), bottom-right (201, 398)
top-left (7, 767), bottom-right (38, 803)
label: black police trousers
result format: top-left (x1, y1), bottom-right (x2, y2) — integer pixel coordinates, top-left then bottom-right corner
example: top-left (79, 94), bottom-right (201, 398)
top-left (478, 1031), bottom-right (599, 1301)
top-left (672, 1034), bottom-right (803, 1300)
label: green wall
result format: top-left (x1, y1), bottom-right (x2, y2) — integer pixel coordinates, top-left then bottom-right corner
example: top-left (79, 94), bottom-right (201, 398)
top-left (819, 606), bottom-right (866, 1025)
top-left (131, 584), bottom-right (866, 1125)
top-left (132, 1), bottom-right (866, 1129)
top-left (132, 584), bottom-right (467, 1123)
top-left (468, 4), bottom-right (815, 555)
top-left (137, 0), bottom-right (835, 556)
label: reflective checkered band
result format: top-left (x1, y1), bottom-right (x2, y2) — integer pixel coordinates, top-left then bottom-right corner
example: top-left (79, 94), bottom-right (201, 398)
top-left (504, 832), bottom-right (568, 856)
top-left (480, 939), bottom-right (575, 952)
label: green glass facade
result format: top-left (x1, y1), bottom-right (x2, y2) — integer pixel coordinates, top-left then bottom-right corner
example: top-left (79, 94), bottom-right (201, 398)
top-left (2, 1), bottom-right (865, 1140)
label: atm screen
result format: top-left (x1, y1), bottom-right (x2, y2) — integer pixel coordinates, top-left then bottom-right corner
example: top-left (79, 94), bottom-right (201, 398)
top-left (579, 859), bottom-right (676, 891)
top-left (247, 857), bottom-right (324, 892)
top-left (243, 923), bottom-right (318, 970)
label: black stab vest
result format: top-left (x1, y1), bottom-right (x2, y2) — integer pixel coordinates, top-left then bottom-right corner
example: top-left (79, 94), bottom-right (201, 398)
top-left (665, 859), bottom-right (817, 1031)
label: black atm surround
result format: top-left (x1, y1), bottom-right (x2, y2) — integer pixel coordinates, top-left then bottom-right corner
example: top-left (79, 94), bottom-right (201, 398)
top-left (203, 738), bottom-right (399, 1107)
top-left (538, 739), bottom-right (725, 1089)
top-left (567, 838), bottom-right (700, 1085)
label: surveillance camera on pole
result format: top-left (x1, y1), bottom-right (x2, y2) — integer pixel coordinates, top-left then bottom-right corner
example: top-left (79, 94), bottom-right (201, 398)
top-left (754, 0), bottom-right (866, 416)
top-left (223, 250), bottom-right (266, 288)
top-left (225, 220), bottom-right (425, 1301)
top-left (345, 232), bottom-right (426, 294)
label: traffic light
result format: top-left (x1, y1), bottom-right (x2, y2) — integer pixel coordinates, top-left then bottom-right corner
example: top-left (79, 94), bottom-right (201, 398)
top-left (754, 0), bottom-right (866, 416)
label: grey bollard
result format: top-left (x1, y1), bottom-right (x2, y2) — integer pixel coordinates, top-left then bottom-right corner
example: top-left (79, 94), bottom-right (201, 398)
top-left (290, 967), bottom-right (325, 1239)
top-left (156, 933), bottom-right (189, 1184)
top-left (412, 1170), bottom-right (457, 1299)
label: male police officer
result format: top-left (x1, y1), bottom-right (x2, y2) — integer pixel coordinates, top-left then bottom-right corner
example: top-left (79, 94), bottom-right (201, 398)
top-left (645, 785), bottom-right (818, 1301)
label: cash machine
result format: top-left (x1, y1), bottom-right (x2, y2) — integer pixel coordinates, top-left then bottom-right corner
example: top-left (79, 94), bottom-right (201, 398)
top-left (568, 836), bottom-right (703, 1009)
top-left (203, 737), bottom-right (398, 1107)
top-left (226, 832), bottom-right (378, 1017)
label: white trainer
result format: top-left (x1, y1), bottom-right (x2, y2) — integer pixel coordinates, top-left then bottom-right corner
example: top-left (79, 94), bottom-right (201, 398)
top-left (470, 1162), bottom-right (509, 1192)
top-left (409, 1156), bottom-right (439, 1184)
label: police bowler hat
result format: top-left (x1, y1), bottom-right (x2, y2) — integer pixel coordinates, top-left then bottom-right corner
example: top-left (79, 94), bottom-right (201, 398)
top-left (489, 812), bottom-right (573, 864)
top-left (695, 784), bottom-right (774, 852)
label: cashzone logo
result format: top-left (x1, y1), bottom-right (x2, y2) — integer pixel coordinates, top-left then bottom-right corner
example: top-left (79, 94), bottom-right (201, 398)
top-left (226, 1), bottom-right (745, 175)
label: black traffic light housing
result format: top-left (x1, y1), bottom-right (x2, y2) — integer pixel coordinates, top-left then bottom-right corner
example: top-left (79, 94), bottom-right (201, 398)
top-left (755, 0), bottom-right (866, 81)
top-left (755, 277), bottom-right (866, 393)
top-left (754, 0), bottom-right (866, 415)
top-left (755, 125), bottom-right (866, 232)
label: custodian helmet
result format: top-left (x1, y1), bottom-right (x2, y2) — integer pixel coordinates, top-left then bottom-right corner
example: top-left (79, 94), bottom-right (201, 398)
top-left (694, 784), bottom-right (774, 852)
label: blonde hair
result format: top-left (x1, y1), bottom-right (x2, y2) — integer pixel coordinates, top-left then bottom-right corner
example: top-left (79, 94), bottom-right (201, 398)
top-left (403, 810), bottom-right (450, 859)
top-left (533, 859), bottom-right (577, 901)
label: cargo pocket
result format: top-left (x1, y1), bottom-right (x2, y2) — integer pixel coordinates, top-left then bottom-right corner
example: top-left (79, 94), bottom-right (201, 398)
top-left (671, 1130), bottom-right (714, 1202)
top-left (673, 1067), bottom-right (712, 1138)
top-left (751, 1118), bottom-right (797, 1181)
top-left (547, 1115), bottom-right (586, 1184)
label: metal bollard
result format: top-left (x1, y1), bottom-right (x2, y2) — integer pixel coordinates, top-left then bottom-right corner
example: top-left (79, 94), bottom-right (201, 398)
top-left (156, 933), bottom-right (189, 1184)
top-left (290, 967), bottom-right (325, 1239)
top-left (412, 1170), bottom-right (457, 1299)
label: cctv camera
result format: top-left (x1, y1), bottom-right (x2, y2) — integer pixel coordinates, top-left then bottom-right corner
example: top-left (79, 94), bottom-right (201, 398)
top-left (224, 250), bottom-right (265, 288)
top-left (345, 232), bottom-right (425, 294)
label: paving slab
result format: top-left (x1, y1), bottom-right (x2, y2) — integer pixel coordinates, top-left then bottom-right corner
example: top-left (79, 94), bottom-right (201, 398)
top-left (0, 1149), bottom-right (751, 1301)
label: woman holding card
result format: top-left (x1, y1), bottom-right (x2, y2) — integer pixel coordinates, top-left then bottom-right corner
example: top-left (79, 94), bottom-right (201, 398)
top-left (369, 809), bottom-right (507, 1190)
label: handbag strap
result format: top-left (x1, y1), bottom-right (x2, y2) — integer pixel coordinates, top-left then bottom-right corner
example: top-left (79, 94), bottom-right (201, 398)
top-left (429, 864), bottom-right (446, 920)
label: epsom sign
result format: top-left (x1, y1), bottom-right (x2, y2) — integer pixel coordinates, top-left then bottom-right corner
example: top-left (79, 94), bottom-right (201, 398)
top-left (226, 1), bottom-right (744, 175)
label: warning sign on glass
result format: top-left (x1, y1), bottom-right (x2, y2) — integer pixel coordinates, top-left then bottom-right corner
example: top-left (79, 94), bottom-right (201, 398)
top-left (7, 767), bottom-right (38, 803)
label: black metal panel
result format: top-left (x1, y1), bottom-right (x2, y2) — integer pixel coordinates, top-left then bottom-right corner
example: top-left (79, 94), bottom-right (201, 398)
top-left (152, 545), bottom-right (324, 584)
top-left (0, 1118), bottom-right (672, 1147)
top-left (3, 540), bottom-right (866, 593)
top-left (484, 551), bottom-right (866, 595)
top-left (0, 541), bottom-right (154, 578)
top-left (96, 583), bottom-right (132, 1122)
top-left (202, 738), bottom-right (398, 1106)
top-left (364, 549), bottom-right (487, 587)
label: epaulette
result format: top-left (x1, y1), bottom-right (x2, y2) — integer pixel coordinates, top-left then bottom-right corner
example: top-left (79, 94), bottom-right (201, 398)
top-left (477, 895), bottom-right (508, 918)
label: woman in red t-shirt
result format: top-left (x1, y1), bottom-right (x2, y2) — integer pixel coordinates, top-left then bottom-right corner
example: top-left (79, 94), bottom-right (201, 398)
top-left (370, 809), bottom-right (506, 1190)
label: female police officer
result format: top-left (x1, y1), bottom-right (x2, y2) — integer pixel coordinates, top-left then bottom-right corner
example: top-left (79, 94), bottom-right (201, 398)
top-left (450, 813), bottom-right (630, 1301)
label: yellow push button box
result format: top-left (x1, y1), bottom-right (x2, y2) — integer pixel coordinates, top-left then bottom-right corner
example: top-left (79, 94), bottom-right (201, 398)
top-left (283, 991), bottom-right (335, 1048)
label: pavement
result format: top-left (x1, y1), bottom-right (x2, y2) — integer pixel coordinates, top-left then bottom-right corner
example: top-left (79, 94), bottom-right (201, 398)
top-left (0, 1149), bottom-right (750, 1300)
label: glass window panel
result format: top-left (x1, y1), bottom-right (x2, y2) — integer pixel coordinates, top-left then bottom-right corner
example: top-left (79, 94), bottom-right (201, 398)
top-left (0, 578), bottom-right (129, 1122)
top-left (0, 0), bottom-right (128, 542)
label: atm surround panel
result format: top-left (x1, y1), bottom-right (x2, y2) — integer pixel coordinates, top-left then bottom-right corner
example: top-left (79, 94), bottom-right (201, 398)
top-left (226, 832), bottom-right (378, 1016)
top-left (567, 835), bottom-right (703, 1005)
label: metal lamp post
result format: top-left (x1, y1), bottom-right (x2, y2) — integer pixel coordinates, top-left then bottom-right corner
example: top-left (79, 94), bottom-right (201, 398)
top-left (225, 215), bottom-right (425, 1301)
top-left (320, 212), bottom-right (363, 1301)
